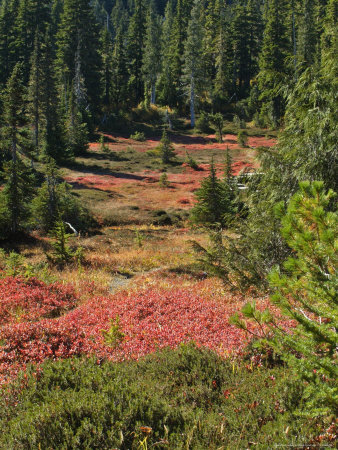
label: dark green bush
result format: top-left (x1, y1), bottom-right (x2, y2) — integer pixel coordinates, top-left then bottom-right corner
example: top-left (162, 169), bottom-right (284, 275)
top-left (0, 344), bottom-right (315, 450)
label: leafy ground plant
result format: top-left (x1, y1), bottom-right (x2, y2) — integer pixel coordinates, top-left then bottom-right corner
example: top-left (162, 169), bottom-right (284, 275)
top-left (0, 344), bottom-right (317, 449)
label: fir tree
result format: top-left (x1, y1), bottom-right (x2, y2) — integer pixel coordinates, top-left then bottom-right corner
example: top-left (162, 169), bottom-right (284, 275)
top-left (142, 3), bottom-right (162, 105)
top-left (111, 25), bottom-right (128, 109)
top-left (56, 0), bottom-right (101, 112)
top-left (159, 129), bottom-right (176, 164)
top-left (232, 182), bottom-right (337, 417)
top-left (157, 0), bottom-right (176, 107)
top-left (183, 0), bottom-right (204, 127)
top-left (190, 158), bottom-right (234, 228)
top-left (126, 0), bottom-right (146, 105)
top-left (258, 0), bottom-right (291, 126)
top-left (100, 27), bottom-right (113, 111)
top-left (0, 63), bottom-right (34, 234)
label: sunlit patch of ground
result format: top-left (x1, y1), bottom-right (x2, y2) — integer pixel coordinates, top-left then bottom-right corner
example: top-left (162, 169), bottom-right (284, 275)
top-left (60, 130), bottom-right (276, 225)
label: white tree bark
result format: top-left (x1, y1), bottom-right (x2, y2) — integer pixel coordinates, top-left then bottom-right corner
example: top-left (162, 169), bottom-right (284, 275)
top-left (190, 74), bottom-right (195, 128)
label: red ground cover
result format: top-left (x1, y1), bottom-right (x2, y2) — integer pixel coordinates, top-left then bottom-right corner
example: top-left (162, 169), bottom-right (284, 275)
top-left (0, 276), bottom-right (251, 384)
top-left (0, 277), bottom-right (77, 325)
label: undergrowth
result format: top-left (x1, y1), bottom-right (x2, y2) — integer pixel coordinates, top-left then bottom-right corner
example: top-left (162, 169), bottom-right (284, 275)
top-left (0, 343), bottom-right (316, 450)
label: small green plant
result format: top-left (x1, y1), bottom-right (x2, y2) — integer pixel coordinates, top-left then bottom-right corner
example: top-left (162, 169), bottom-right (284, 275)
top-left (130, 131), bottom-right (146, 142)
top-left (233, 114), bottom-right (241, 128)
top-left (237, 130), bottom-right (248, 147)
top-left (0, 251), bottom-right (25, 277)
top-left (134, 230), bottom-right (145, 248)
top-left (99, 135), bottom-right (110, 153)
top-left (100, 315), bottom-right (125, 348)
top-left (196, 112), bottom-right (211, 133)
top-left (159, 172), bottom-right (169, 188)
top-left (48, 221), bottom-right (83, 266)
top-left (159, 129), bottom-right (176, 164)
top-left (184, 151), bottom-right (199, 170)
top-left (209, 113), bottom-right (224, 143)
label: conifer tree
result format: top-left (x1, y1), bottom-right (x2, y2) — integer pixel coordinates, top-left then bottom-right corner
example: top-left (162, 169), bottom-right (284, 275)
top-left (159, 129), bottom-right (176, 164)
top-left (191, 158), bottom-right (235, 228)
top-left (142, 3), bottom-right (162, 105)
top-left (157, 0), bottom-right (176, 106)
top-left (232, 182), bottom-right (337, 417)
top-left (56, 0), bottom-right (101, 112)
top-left (100, 27), bottom-right (113, 111)
top-left (0, 63), bottom-right (34, 235)
top-left (214, 0), bottom-right (232, 106)
top-left (183, 0), bottom-right (204, 127)
top-left (258, 0), bottom-right (291, 126)
top-left (298, 0), bottom-right (319, 68)
top-left (0, 0), bottom-right (19, 88)
top-left (111, 0), bottom-right (129, 37)
top-left (126, 0), bottom-right (146, 105)
top-left (41, 25), bottom-right (66, 161)
top-left (28, 30), bottom-right (42, 155)
top-left (111, 26), bottom-right (128, 109)
top-left (169, 0), bottom-right (194, 111)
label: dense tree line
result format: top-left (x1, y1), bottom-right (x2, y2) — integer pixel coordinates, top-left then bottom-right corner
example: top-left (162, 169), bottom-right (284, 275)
top-left (0, 0), bottom-right (336, 237)
top-left (0, 0), bottom-right (333, 140)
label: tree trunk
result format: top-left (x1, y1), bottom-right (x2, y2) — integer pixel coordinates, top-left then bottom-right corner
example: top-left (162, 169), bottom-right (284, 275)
top-left (11, 138), bottom-right (18, 234)
top-left (150, 81), bottom-right (156, 104)
top-left (190, 74), bottom-right (195, 128)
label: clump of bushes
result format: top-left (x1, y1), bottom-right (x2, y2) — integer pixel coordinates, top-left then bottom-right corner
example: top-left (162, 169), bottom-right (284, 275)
top-left (0, 343), bottom-right (314, 449)
top-left (196, 111), bottom-right (212, 133)
top-left (159, 172), bottom-right (169, 188)
top-left (130, 131), bottom-right (146, 142)
top-left (158, 129), bottom-right (176, 164)
top-left (237, 130), bottom-right (248, 147)
top-left (184, 151), bottom-right (199, 170)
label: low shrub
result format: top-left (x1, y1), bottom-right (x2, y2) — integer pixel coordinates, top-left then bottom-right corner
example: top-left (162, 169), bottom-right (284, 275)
top-left (130, 131), bottom-right (146, 142)
top-left (0, 344), bottom-right (315, 450)
top-left (237, 130), bottom-right (248, 147)
top-left (196, 112), bottom-right (212, 133)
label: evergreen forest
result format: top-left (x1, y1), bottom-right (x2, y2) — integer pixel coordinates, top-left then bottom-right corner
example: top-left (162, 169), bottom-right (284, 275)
top-left (0, 0), bottom-right (337, 448)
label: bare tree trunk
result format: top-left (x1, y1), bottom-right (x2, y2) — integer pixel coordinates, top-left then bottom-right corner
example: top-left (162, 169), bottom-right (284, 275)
top-left (151, 81), bottom-right (156, 104)
top-left (292, 0), bottom-right (297, 71)
top-left (11, 138), bottom-right (18, 234)
top-left (190, 74), bottom-right (195, 128)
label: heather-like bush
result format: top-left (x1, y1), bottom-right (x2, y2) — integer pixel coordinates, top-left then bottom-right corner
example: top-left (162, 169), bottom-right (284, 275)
top-left (0, 344), bottom-right (314, 449)
top-left (130, 131), bottom-right (146, 142)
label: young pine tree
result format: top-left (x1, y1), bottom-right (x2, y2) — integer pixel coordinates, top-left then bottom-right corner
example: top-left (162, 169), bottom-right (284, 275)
top-left (159, 129), bottom-right (176, 164)
top-left (232, 182), bottom-right (337, 417)
top-left (191, 158), bottom-right (234, 228)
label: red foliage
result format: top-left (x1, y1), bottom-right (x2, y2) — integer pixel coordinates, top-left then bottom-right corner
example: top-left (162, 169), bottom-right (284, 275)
top-left (0, 276), bottom-right (294, 385)
top-left (0, 277), bottom-right (78, 325)
top-left (0, 277), bottom-right (250, 384)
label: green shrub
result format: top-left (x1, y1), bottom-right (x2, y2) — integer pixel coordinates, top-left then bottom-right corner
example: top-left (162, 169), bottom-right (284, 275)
top-left (158, 129), bottom-right (176, 164)
top-left (130, 131), bottom-right (146, 142)
top-left (190, 159), bottom-right (237, 228)
top-left (159, 172), bottom-right (169, 187)
top-left (0, 344), bottom-right (314, 450)
top-left (196, 112), bottom-right (211, 133)
top-left (99, 135), bottom-right (110, 153)
top-left (237, 130), bottom-right (248, 147)
top-left (47, 221), bottom-right (83, 267)
top-left (209, 112), bottom-right (224, 142)
top-left (184, 151), bottom-right (199, 170)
